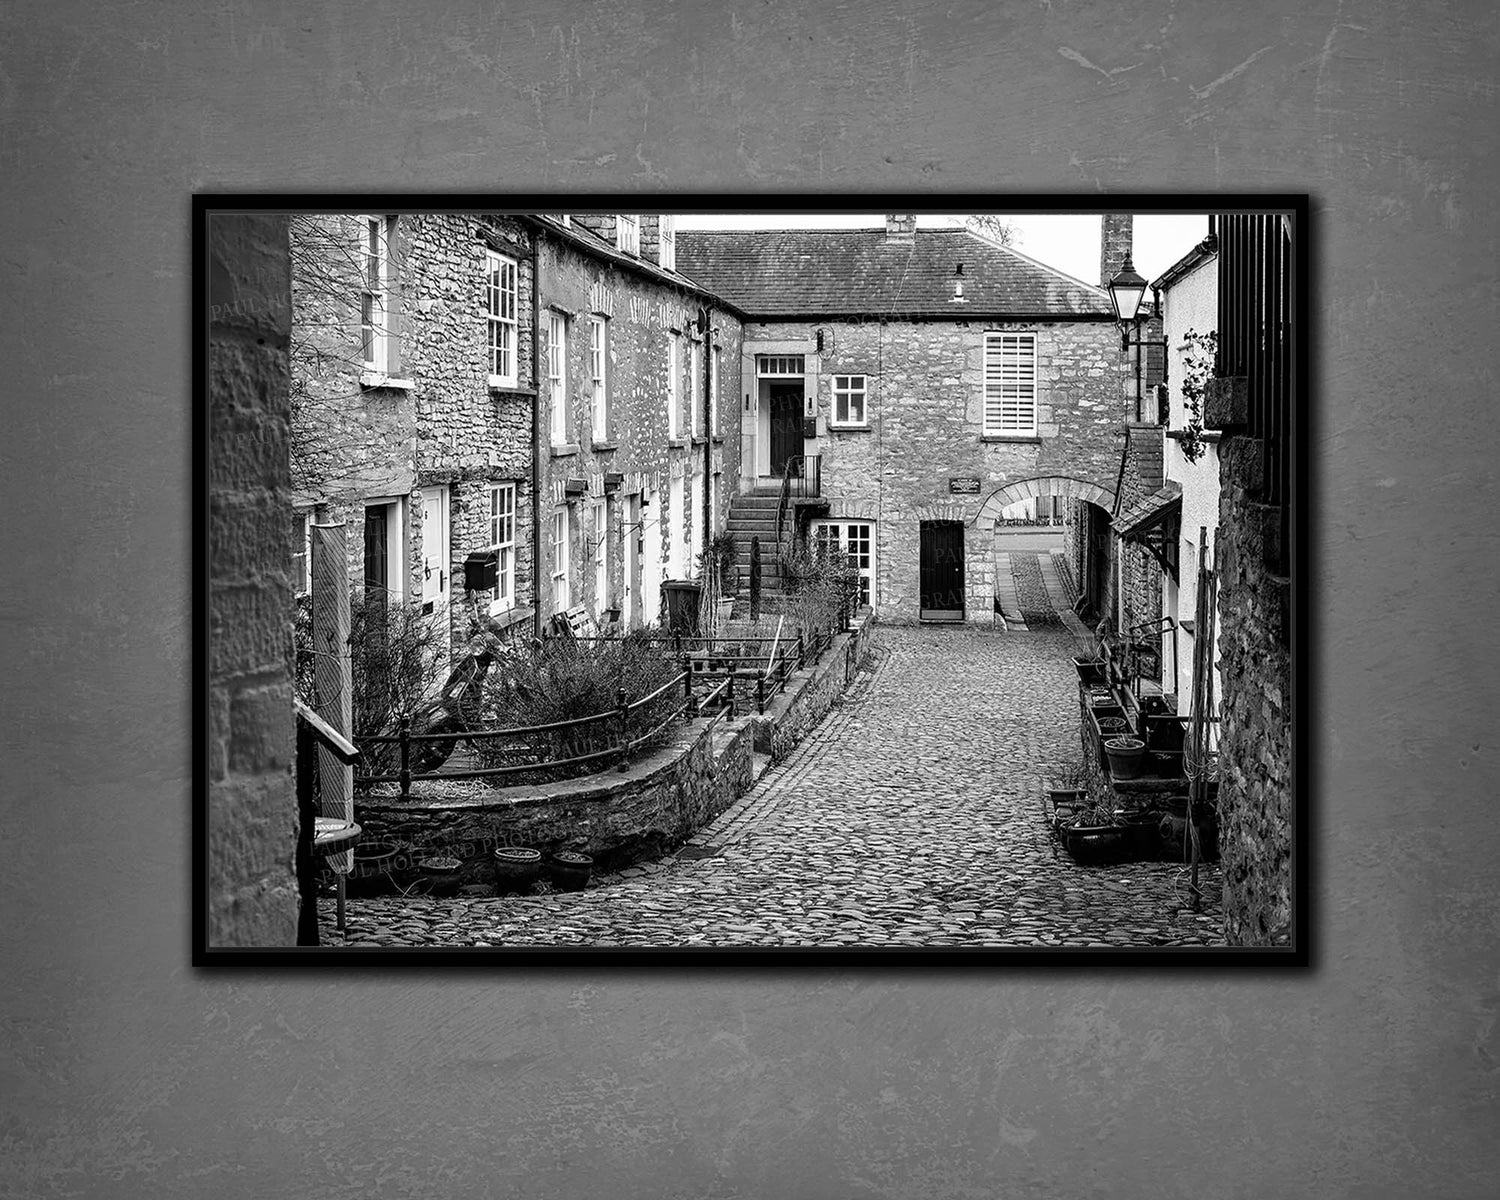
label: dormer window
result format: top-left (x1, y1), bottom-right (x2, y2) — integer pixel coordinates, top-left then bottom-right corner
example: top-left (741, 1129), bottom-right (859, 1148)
top-left (616, 214), bottom-right (640, 256)
top-left (658, 215), bottom-right (676, 270)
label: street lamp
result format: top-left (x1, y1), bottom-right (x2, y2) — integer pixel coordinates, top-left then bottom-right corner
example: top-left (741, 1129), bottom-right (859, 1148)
top-left (1107, 254), bottom-right (1168, 423)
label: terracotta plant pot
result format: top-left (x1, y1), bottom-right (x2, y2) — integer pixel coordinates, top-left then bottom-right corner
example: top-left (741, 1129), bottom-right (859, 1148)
top-left (493, 847), bottom-right (543, 895)
top-left (546, 850), bottom-right (594, 893)
top-left (418, 855), bottom-right (464, 898)
top-left (1104, 736), bottom-right (1146, 780)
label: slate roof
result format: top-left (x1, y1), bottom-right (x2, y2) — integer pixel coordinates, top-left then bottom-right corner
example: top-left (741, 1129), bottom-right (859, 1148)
top-left (1116, 482), bottom-right (1182, 539)
top-left (674, 228), bottom-right (1114, 319)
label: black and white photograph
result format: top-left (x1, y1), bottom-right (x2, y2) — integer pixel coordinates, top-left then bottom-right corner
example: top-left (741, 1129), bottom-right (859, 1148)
top-left (201, 197), bottom-right (1305, 957)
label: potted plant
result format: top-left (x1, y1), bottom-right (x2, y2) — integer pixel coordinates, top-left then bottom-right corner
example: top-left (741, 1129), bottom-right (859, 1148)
top-left (1104, 735), bottom-right (1146, 780)
top-left (1073, 650), bottom-right (1106, 685)
top-left (418, 854), bottom-right (464, 897)
top-left (1060, 793), bottom-right (1133, 866)
top-left (344, 841), bottom-right (402, 897)
top-left (493, 846), bottom-right (543, 895)
top-left (1046, 762), bottom-right (1088, 829)
top-left (546, 849), bottom-right (595, 892)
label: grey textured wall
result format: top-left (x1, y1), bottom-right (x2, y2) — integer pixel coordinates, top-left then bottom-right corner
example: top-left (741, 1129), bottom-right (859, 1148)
top-left (3, 1), bottom-right (1498, 1196)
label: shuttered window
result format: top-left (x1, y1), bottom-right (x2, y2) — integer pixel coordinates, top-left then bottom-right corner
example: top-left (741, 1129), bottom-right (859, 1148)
top-left (983, 332), bottom-right (1038, 435)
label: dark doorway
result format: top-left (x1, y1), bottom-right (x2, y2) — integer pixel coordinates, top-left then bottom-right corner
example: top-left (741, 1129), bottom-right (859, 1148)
top-left (364, 505), bottom-right (389, 606)
top-left (768, 383), bottom-right (803, 476)
top-left (919, 520), bottom-right (965, 620)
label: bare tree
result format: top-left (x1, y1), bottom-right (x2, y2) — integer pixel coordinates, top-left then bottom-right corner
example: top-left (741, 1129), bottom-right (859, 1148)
top-left (965, 214), bottom-right (1019, 247)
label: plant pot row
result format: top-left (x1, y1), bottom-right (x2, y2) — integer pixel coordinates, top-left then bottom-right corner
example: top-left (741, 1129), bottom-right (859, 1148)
top-left (331, 842), bottom-right (594, 897)
top-left (1057, 799), bottom-right (1219, 866)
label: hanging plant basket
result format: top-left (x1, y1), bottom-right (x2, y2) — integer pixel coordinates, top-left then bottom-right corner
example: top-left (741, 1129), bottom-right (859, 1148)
top-left (1104, 736), bottom-right (1146, 780)
top-left (493, 847), bottom-right (543, 895)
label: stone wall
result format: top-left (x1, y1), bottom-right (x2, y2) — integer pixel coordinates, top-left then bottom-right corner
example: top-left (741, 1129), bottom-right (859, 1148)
top-left (1213, 436), bottom-right (1293, 946)
top-left (744, 317), bottom-right (1130, 623)
top-left (749, 613), bottom-right (877, 759)
top-left (355, 715), bottom-right (754, 874)
top-left (1113, 423), bottom-right (1165, 673)
top-left (538, 231), bottom-right (744, 626)
top-left (207, 214), bottom-right (299, 947)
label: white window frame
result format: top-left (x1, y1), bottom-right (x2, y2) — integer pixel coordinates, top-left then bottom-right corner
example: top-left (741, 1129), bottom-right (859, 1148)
top-left (831, 374), bottom-right (868, 428)
top-left (670, 475), bottom-right (687, 578)
top-left (667, 335), bottom-right (681, 439)
top-left (616, 214), bottom-right (641, 255)
top-left (486, 483), bottom-right (517, 613)
top-left (983, 332), bottom-right (1039, 436)
top-left (589, 315), bottom-right (609, 441)
top-left (485, 250), bottom-right (518, 388)
top-left (551, 508), bottom-right (571, 613)
top-left (591, 499), bottom-right (609, 612)
top-left (812, 520), bottom-right (875, 608)
top-left (358, 215), bottom-right (390, 372)
top-left (658, 214), bottom-right (676, 270)
top-left (548, 311), bottom-right (568, 443)
top-left (710, 345), bottom-right (721, 436)
top-left (690, 472), bottom-right (704, 571)
top-left (690, 338), bottom-right (703, 437)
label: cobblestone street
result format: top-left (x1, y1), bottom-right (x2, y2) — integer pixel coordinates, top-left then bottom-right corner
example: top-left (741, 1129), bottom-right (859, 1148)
top-left (322, 554), bottom-right (1224, 949)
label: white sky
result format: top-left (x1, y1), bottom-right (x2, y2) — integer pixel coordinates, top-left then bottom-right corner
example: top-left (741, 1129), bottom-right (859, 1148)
top-left (673, 213), bottom-right (1208, 290)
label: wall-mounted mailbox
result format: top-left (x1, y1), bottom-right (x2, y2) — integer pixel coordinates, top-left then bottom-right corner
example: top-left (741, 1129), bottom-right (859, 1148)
top-left (464, 550), bottom-right (498, 592)
top-left (802, 417), bottom-right (818, 439)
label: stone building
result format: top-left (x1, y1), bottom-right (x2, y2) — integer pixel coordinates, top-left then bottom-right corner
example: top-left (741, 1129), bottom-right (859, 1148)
top-left (1202, 213), bottom-right (1297, 947)
top-left (531, 215), bottom-right (745, 630)
top-left (677, 215), bottom-right (1136, 623)
top-left (288, 212), bottom-right (539, 653)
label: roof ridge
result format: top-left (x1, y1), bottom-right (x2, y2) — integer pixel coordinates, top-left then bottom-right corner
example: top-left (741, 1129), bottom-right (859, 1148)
top-left (957, 229), bottom-right (1109, 297)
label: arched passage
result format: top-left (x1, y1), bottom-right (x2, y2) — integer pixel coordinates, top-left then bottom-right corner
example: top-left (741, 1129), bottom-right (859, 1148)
top-left (974, 476), bottom-right (1117, 627)
top-left (971, 475), bottom-right (1115, 526)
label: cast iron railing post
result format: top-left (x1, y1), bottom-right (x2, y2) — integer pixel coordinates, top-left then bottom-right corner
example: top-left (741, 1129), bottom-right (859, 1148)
top-left (756, 671), bottom-right (766, 714)
top-left (398, 715), bottom-right (411, 801)
top-left (615, 687), bottom-right (630, 770)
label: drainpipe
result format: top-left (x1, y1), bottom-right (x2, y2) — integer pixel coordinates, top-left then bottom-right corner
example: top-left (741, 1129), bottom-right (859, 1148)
top-left (531, 232), bottom-right (543, 642)
top-left (700, 304), bottom-right (713, 561)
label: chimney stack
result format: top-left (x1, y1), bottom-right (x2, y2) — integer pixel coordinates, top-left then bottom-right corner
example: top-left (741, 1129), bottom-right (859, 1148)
top-left (884, 214), bottom-right (916, 244)
top-left (1100, 213), bottom-right (1133, 287)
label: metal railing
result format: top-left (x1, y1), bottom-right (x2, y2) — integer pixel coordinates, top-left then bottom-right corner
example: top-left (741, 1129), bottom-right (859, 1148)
top-left (775, 453), bottom-right (822, 557)
top-left (354, 670), bottom-right (696, 796)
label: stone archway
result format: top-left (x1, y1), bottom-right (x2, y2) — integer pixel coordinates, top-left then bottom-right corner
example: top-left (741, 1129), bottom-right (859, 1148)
top-left (972, 476), bottom-right (1116, 628)
top-left (971, 475), bottom-right (1115, 526)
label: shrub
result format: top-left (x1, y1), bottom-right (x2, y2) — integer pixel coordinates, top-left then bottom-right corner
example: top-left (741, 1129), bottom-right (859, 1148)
top-left (776, 542), bottom-right (859, 642)
top-left (469, 632), bottom-right (686, 782)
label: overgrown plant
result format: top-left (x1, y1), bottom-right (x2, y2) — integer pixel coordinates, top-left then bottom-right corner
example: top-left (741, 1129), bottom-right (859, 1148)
top-left (1177, 328), bottom-right (1218, 465)
top-left (470, 632), bottom-right (685, 782)
top-left (777, 541), bottom-right (859, 641)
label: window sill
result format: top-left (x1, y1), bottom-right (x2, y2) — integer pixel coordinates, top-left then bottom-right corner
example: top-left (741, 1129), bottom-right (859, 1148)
top-left (980, 434), bottom-right (1042, 445)
top-left (360, 371), bottom-right (415, 391)
top-left (591, 440), bottom-right (619, 452)
top-left (486, 603), bottom-right (534, 630)
top-left (1166, 429), bottom-right (1222, 445)
top-left (691, 435), bottom-right (708, 446)
top-left (488, 377), bottom-right (535, 395)
top-left (550, 443), bottom-right (580, 458)
top-left (668, 438), bottom-right (689, 449)
top-left (830, 423), bottom-right (870, 433)
top-left (711, 435), bottom-right (725, 444)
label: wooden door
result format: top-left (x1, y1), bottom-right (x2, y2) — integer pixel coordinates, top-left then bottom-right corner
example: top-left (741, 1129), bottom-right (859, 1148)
top-left (419, 486), bottom-right (449, 614)
top-left (919, 520), bottom-right (965, 619)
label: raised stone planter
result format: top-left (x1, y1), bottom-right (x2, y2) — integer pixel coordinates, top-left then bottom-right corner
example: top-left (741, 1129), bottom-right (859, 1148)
top-left (353, 615), bottom-right (878, 875)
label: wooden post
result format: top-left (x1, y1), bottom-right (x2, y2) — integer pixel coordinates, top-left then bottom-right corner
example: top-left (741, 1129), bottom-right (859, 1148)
top-left (310, 522), bottom-right (353, 880)
top-left (616, 687), bottom-right (630, 770)
top-left (398, 715), bottom-right (412, 800)
top-left (749, 536), bottom-right (761, 622)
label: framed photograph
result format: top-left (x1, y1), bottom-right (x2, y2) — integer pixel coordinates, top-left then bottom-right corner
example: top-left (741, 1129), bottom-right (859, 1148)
top-left (198, 194), bottom-right (1307, 963)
